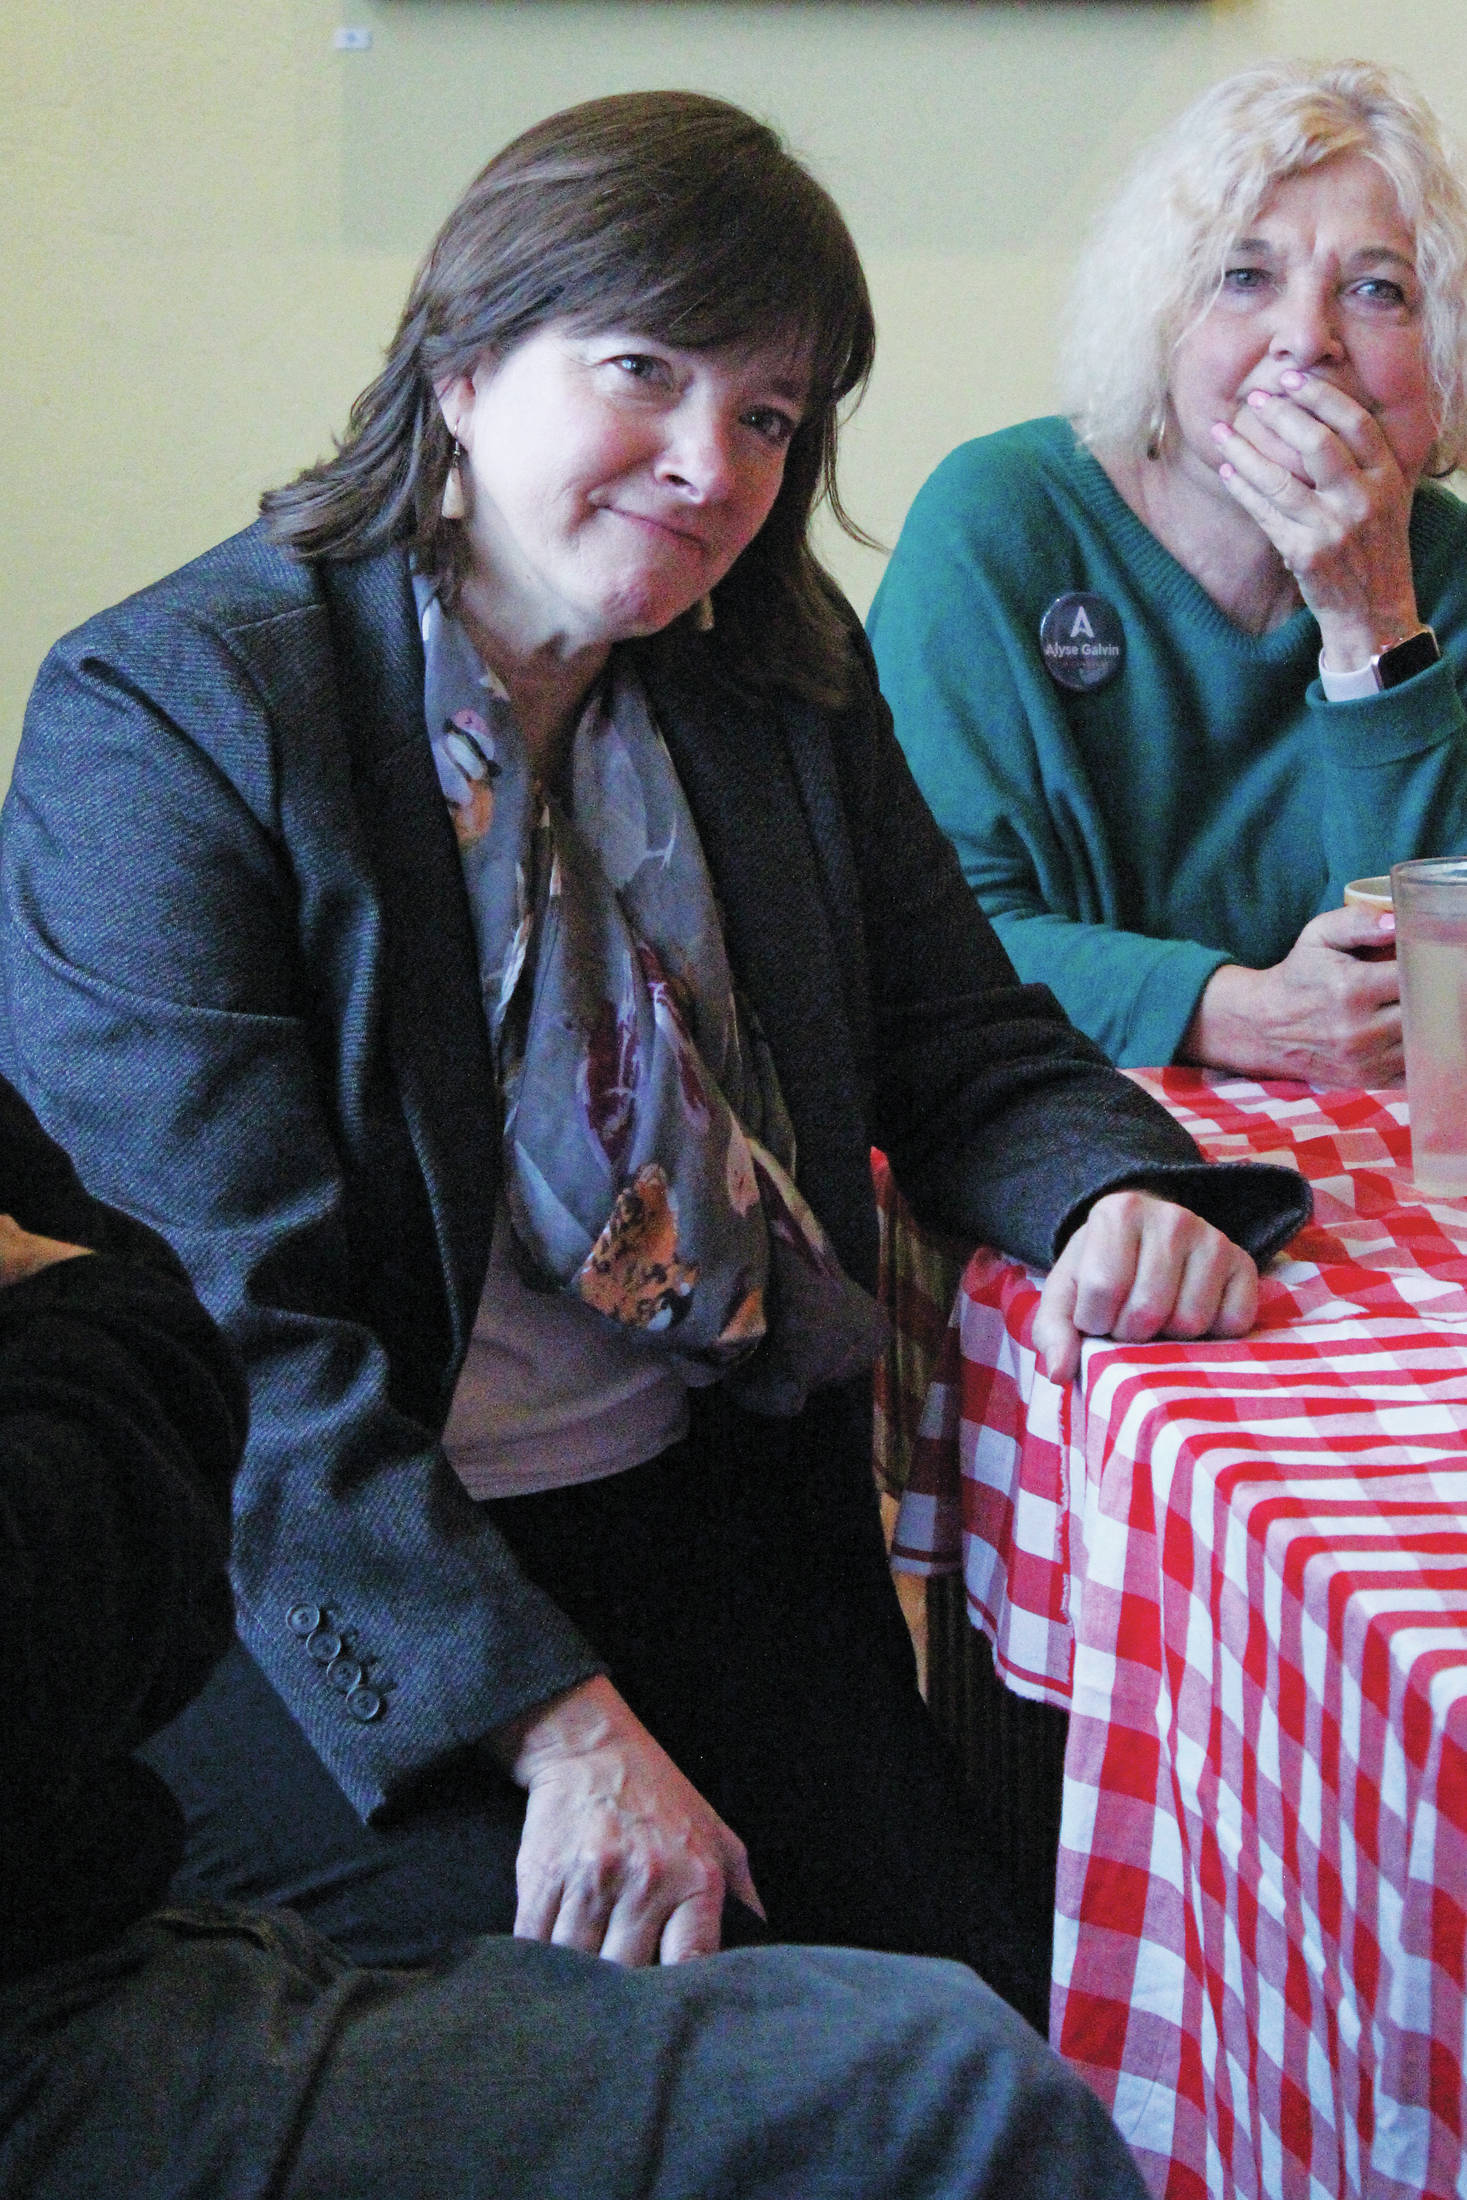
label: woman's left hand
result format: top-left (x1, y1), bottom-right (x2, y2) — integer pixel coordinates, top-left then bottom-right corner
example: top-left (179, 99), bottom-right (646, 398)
top-left (1212, 371), bottom-right (1422, 672)
top-left (1032, 1189), bottom-right (1257, 1386)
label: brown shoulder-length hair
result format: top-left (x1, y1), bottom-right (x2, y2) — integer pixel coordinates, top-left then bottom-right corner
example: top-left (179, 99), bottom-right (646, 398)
top-left (261, 91), bottom-right (876, 705)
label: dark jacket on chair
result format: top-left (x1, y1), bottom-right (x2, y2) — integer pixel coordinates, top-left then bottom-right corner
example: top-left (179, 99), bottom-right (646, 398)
top-left (0, 1073), bottom-right (244, 1974)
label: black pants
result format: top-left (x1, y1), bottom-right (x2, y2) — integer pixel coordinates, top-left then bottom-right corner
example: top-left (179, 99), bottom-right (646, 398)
top-left (144, 1389), bottom-right (989, 1977)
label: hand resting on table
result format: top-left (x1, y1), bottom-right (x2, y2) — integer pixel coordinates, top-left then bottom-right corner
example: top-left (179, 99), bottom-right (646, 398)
top-left (1033, 1188), bottom-right (1258, 1387)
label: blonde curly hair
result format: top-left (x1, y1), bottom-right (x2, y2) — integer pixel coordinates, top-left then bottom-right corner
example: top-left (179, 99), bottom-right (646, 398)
top-left (1060, 59), bottom-right (1467, 476)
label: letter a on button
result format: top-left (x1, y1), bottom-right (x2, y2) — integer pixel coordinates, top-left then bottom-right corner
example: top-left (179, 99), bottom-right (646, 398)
top-left (1039, 591), bottom-right (1126, 692)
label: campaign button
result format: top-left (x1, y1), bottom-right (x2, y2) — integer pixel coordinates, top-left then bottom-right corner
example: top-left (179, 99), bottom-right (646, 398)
top-left (1039, 592), bottom-right (1125, 692)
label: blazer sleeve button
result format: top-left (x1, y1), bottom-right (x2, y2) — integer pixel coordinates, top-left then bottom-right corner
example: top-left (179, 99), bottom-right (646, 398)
top-left (287, 1604), bottom-right (321, 1636)
top-left (345, 1687), bottom-right (383, 1722)
top-left (327, 1657), bottom-right (364, 1693)
top-left (307, 1630), bottom-right (344, 1664)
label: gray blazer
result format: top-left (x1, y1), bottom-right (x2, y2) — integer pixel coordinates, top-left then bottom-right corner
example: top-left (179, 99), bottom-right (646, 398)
top-left (0, 524), bottom-right (1307, 1817)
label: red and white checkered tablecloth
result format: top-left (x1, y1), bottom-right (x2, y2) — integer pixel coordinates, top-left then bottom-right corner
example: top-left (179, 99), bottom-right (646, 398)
top-left (880, 1071), bottom-right (1467, 2200)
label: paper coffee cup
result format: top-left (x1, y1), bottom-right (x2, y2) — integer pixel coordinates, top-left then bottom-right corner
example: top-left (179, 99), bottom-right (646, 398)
top-left (1344, 875), bottom-right (1394, 914)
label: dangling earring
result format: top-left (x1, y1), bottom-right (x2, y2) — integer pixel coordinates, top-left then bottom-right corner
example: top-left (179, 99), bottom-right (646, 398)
top-left (441, 440), bottom-right (467, 521)
top-left (693, 593), bottom-right (715, 633)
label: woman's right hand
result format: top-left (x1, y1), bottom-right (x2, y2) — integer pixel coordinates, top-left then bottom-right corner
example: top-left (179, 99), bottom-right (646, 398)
top-left (1181, 903), bottom-right (1402, 1086)
top-left (1213, 372), bottom-right (1423, 677)
top-left (498, 1673), bottom-right (764, 1966)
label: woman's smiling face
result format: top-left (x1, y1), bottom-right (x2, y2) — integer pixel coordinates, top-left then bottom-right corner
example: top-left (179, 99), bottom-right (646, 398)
top-left (1166, 151), bottom-right (1440, 495)
top-left (438, 326), bottom-right (809, 652)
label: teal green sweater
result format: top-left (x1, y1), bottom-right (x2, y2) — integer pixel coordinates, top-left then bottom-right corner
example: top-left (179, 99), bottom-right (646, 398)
top-left (867, 416), bottom-right (1467, 1065)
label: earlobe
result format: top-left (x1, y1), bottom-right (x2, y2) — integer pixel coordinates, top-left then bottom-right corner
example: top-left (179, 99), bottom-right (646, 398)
top-left (435, 373), bottom-right (475, 446)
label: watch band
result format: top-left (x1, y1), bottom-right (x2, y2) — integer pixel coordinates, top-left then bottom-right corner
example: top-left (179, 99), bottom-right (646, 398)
top-left (1319, 625), bottom-right (1442, 701)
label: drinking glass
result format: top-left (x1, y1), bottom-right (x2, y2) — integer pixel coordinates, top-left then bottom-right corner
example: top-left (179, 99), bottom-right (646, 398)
top-left (1392, 857), bottom-right (1467, 1197)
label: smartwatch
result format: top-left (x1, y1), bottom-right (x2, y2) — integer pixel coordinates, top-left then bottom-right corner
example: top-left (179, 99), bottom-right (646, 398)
top-left (1319, 625), bottom-right (1442, 701)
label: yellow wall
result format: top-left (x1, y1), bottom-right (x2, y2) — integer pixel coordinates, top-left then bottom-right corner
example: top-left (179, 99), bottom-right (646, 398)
top-left (5, 0), bottom-right (1466, 782)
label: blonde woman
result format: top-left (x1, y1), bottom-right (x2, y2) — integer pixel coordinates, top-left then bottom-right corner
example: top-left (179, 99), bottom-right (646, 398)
top-left (870, 60), bottom-right (1467, 1082)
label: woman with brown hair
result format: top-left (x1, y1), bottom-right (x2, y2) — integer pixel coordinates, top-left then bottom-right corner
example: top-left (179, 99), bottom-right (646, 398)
top-left (0, 91), bottom-right (1304, 1989)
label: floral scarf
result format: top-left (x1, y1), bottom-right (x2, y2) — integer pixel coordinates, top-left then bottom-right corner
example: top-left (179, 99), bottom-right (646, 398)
top-left (418, 579), bottom-right (881, 1416)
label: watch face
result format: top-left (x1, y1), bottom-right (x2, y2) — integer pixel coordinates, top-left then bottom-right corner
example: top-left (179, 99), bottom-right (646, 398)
top-left (1378, 629), bottom-right (1442, 689)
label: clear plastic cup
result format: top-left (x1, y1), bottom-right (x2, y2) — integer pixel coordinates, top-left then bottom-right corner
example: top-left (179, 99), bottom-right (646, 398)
top-left (1392, 857), bottom-right (1467, 1197)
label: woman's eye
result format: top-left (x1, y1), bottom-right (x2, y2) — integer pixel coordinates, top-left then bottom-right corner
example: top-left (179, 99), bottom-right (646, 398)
top-left (610, 354), bottom-right (670, 387)
top-left (1221, 265), bottom-right (1271, 294)
top-left (1351, 277), bottom-right (1409, 308)
top-left (743, 407), bottom-right (797, 447)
